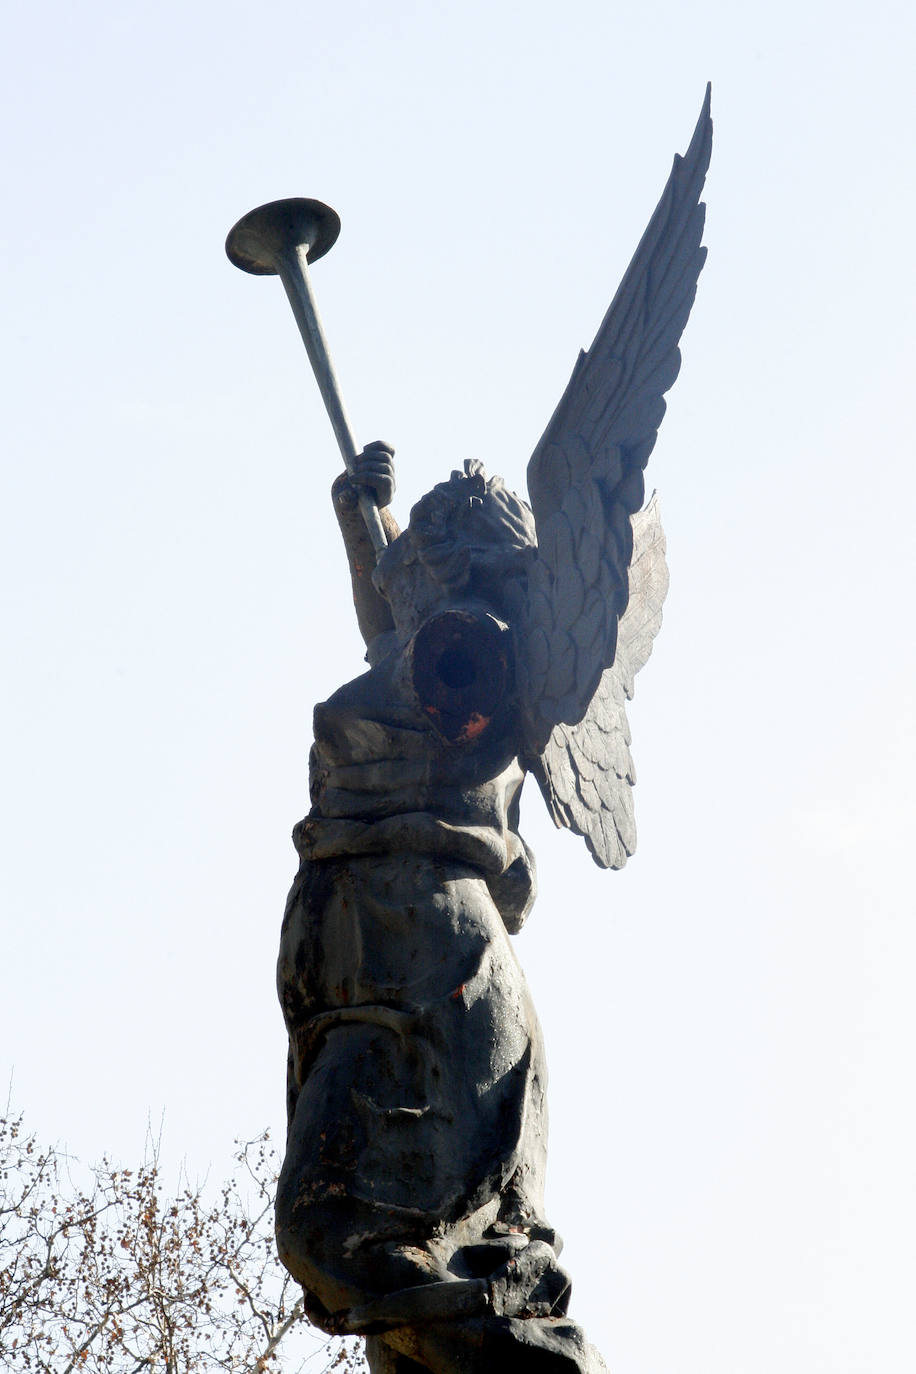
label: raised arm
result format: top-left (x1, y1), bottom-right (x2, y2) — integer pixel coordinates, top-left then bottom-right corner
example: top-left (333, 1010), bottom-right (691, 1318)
top-left (331, 440), bottom-right (401, 652)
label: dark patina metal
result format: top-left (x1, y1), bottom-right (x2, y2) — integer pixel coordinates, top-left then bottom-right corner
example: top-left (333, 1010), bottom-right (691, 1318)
top-left (227, 87), bottom-right (712, 1374)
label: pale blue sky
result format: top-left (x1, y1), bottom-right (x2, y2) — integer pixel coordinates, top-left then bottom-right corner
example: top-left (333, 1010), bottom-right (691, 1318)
top-left (2, 2), bottom-right (914, 1371)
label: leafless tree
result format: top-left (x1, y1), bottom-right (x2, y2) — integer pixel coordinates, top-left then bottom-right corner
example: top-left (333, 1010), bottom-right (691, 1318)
top-left (0, 1107), bottom-right (366, 1373)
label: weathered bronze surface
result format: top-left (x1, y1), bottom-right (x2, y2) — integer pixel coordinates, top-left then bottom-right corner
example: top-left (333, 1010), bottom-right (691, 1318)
top-left (228, 86), bottom-right (711, 1374)
top-left (226, 197), bottom-right (387, 553)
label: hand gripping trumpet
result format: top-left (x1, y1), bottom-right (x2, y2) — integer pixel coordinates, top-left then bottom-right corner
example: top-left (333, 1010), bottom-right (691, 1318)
top-left (225, 198), bottom-right (389, 557)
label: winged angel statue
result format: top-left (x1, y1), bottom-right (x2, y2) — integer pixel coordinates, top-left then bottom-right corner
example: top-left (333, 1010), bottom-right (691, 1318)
top-left (272, 90), bottom-right (711, 1374)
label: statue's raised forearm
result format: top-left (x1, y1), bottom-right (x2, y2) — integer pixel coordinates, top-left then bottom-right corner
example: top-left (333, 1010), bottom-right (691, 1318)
top-left (331, 441), bottom-right (400, 651)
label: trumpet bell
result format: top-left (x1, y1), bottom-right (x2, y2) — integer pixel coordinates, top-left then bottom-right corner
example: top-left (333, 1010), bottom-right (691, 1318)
top-left (225, 197), bottom-right (341, 275)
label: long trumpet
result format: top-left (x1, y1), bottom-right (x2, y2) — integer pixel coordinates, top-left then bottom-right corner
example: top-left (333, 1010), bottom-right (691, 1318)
top-left (226, 198), bottom-right (388, 557)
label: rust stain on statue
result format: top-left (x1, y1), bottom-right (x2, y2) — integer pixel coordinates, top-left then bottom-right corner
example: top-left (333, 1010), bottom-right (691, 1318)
top-left (456, 712), bottom-right (490, 742)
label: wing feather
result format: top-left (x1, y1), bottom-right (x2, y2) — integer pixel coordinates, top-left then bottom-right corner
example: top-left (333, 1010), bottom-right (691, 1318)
top-left (527, 497), bottom-right (669, 868)
top-left (521, 87), bottom-right (711, 747)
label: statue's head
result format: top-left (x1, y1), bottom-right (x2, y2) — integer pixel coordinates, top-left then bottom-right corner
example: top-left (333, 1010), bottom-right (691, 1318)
top-left (373, 461), bottom-right (536, 638)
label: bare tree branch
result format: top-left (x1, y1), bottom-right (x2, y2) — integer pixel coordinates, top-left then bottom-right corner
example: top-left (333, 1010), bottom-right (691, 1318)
top-left (0, 1109), bottom-right (367, 1374)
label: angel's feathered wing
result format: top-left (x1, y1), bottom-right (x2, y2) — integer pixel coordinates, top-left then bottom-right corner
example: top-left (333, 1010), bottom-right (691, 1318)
top-left (526, 496), bottom-right (668, 868)
top-left (518, 87), bottom-right (711, 867)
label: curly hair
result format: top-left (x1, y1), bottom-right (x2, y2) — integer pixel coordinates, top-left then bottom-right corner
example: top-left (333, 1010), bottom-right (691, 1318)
top-left (405, 460), bottom-right (536, 601)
